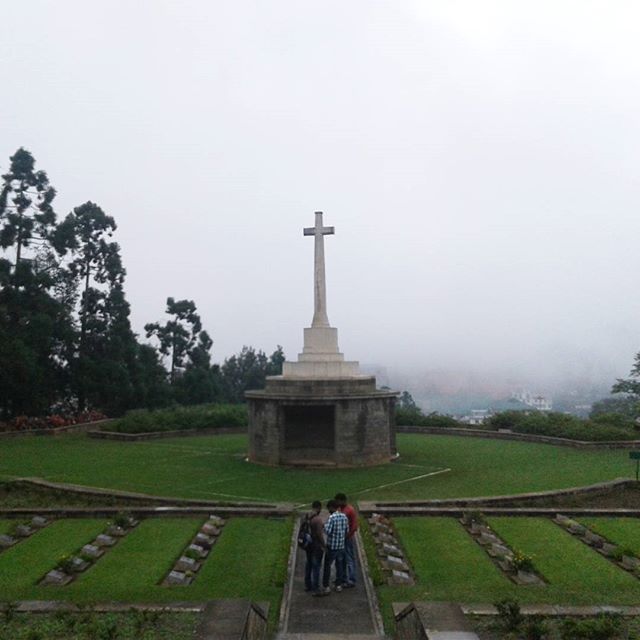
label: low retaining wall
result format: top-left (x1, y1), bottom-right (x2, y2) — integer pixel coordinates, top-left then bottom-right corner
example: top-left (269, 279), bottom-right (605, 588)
top-left (359, 478), bottom-right (639, 513)
top-left (88, 426), bottom-right (247, 441)
top-left (396, 425), bottom-right (640, 449)
top-left (10, 478), bottom-right (291, 513)
top-left (0, 419), bottom-right (114, 438)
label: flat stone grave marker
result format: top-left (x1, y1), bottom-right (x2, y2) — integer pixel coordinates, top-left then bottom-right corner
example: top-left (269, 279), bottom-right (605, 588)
top-left (187, 543), bottom-right (207, 558)
top-left (194, 533), bottom-right (215, 549)
top-left (621, 556), bottom-right (640, 571)
top-left (568, 523), bottom-right (586, 536)
top-left (554, 514), bottom-right (571, 525)
top-left (81, 544), bottom-right (104, 559)
top-left (600, 543), bottom-right (618, 557)
top-left (201, 523), bottom-right (220, 537)
top-left (70, 557), bottom-right (90, 572)
top-left (42, 569), bottom-right (72, 586)
top-left (376, 532), bottom-right (398, 545)
top-left (175, 556), bottom-right (200, 572)
top-left (389, 569), bottom-right (414, 585)
top-left (384, 555), bottom-right (410, 571)
top-left (14, 524), bottom-right (33, 537)
top-left (31, 516), bottom-right (47, 528)
top-left (208, 515), bottom-right (225, 527)
top-left (498, 557), bottom-right (515, 572)
top-left (106, 525), bottom-right (127, 537)
top-left (382, 542), bottom-right (402, 555)
top-left (584, 530), bottom-right (605, 547)
top-left (478, 532), bottom-right (500, 546)
top-left (514, 570), bottom-right (544, 586)
top-left (488, 543), bottom-right (511, 558)
top-left (0, 534), bottom-right (16, 548)
top-left (94, 534), bottom-right (116, 547)
top-left (166, 570), bottom-right (192, 586)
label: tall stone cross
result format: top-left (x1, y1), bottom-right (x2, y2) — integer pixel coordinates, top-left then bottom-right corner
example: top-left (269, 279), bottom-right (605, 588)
top-left (304, 211), bottom-right (334, 328)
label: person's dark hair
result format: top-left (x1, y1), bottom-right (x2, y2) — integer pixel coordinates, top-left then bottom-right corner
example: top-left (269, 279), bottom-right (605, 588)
top-left (327, 499), bottom-right (338, 511)
top-left (334, 492), bottom-right (347, 503)
top-left (312, 500), bottom-right (321, 510)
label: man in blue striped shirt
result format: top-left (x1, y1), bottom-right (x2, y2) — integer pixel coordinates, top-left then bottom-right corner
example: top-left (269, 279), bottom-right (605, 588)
top-left (321, 499), bottom-right (348, 593)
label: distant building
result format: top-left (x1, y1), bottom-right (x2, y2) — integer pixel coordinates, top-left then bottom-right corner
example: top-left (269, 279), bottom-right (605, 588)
top-left (512, 390), bottom-right (552, 412)
top-left (460, 409), bottom-right (492, 425)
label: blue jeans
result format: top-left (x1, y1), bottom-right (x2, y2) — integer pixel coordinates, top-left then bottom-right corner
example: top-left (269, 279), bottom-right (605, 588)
top-left (305, 547), bottom-right (324, 592)
top-left (322, 547), bottom-right (346, 588)
top-left (345, 536), bottom-right (357, 585)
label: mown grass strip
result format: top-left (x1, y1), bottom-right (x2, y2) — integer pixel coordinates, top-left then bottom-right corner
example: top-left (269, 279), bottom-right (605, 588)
top-left (0, 433), bottom-right (633, 503)
top-left (580, 517), bottom-right (640, 556)
top-left (488, 517), bottom-right (640, 602)
top-left (0, 519), bottom-right (106, 598)
top-left (67, 518), bottom-right (201, 600)
top-left (187, 517), bottom-right (291, 632)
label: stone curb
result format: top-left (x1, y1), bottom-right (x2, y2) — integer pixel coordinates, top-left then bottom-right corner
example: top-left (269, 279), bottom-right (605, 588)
top-left (396, 425), bottom-right (640, 449)
top-left (0, 505), bottom-right (293, 518)
top-left (357, 506), bottom-right (640, 517)
top-left (0, 601), bottom-right (205, 613)
top-left (0, 419), bottom-right (114, 438)
top-left (354, 528), bottom-right (386, 636)
top-left (278, 515), bottom-right (301, 634)
top-left (461, 603), bottom-right (640, 616)
top-left (88, 426), bottom-right (246, 441)
top-left (359, 478), bottom-right (637, 511)
top-left (9, 477), bottom-right (290, 510)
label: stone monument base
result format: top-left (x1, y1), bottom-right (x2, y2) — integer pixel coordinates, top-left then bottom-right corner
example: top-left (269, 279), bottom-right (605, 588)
top-left (246, 376), bottom-right (397, 467)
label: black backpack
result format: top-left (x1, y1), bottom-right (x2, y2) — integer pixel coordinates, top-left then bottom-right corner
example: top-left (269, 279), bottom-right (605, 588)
top-left (297, 515), bottom-right (312, 550)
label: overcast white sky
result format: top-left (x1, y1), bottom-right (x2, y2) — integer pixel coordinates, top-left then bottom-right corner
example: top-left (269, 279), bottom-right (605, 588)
top-left (2, 1), bottom-right (639, 389)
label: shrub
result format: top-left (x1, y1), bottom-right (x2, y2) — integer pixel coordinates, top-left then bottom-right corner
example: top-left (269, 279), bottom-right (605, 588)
top-left (106, 403), bottom-right (248, 434)
top-left (512, 550), bottom-right (535, 573)
top-left (395, 407), bottom-right (459, 428)
top-left (524, 616), bottom-right (548, 640)
top-left (494, 598), bottom-right (523, 631)
top-left (55, 554), bottom-right (75, 574)
top-left (560, 614), bottom-right (622, 640)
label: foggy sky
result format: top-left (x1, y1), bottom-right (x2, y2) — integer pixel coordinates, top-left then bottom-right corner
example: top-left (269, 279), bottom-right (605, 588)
top-left (2, 1), bottom-right (640, 390)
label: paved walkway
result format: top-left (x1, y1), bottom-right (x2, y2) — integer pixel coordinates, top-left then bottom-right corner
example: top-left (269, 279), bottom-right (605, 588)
top-left (278, 527), bottom-right (383, 639)
top-left (393, 602), bottom-right (480, 640)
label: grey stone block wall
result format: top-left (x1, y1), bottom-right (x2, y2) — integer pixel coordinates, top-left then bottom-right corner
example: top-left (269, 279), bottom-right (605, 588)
top-left (246, 377), bottom-right (397, 467)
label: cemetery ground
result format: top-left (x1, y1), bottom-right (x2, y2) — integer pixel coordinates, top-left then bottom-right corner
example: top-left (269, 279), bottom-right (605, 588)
top-left (3, 432), bottom-right (640, 638)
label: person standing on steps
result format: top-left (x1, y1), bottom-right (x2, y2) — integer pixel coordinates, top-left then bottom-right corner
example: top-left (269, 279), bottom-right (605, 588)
top-left (303, 500), bottom-right (325, 596)
top-left (335, 492), bottom-right (358, 588)
top-left (321, 499), bottom-right (348, 594)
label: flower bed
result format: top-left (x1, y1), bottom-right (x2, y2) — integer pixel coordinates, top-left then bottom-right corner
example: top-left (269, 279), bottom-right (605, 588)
top-left (0, 411), bottom-right (107, 433)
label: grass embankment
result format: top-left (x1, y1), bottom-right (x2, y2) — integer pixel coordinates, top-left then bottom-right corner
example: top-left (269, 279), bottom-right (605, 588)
top-left (105, 404), bottom-right (247, 433)
top-left (378, 517), bottom-right (640, 630)
top-left (580, 517), bottom-right (640, 556)
top-left (0, 434), bottom-right (635, 504)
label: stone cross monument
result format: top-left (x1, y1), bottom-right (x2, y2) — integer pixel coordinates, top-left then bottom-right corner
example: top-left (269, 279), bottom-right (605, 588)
top-left (282, 211), bottom-right (360, 378)
top-left (246, 210), bottom-right (397, 467)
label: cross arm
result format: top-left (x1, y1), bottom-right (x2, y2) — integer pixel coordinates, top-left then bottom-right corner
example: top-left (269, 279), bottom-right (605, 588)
top-left (303, 226), bottom-right (335, 236)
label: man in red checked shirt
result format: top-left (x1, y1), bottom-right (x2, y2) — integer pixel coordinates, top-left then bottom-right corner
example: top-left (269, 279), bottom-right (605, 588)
top-left (335, 492), bottom-right (357, 587)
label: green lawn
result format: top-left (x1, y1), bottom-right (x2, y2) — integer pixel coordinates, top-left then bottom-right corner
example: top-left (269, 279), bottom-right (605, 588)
top-left (580, 517), bottom-right (640, 556)
top-left (0, 433), bottom-right (634, 504)
top-left (0, 516), bottom-right (289, 630)
top-left (378, 516), bottom-right (640, 627)
top-left (0, 519), bottom-right (107, 597)
top-left (0, 519), bottom-right (15, 535)
top-left (487, 517), bottom-right (640, 603)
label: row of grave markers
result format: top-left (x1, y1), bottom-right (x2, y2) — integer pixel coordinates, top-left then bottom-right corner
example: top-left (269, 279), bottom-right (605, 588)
top-left (459, 513), bottom-right (546, 586)
top-left (0, 515), bottom-right (49, 551)
top-left (367, 513), bottom-right (414, 586)
top-left (554, 514), bottom-right (640, 576)
top-left (41, 515), bottom-right (139, 586)
top-left (163, 515), bottom-right (226, 586)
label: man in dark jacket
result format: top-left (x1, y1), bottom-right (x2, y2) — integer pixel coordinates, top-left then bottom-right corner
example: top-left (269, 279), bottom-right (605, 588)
top-left (304, 500), bottom-right (325, 595)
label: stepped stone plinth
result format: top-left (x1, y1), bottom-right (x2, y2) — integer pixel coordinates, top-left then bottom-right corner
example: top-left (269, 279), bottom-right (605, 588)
top-left (246, 211), bottom-right (397, 467)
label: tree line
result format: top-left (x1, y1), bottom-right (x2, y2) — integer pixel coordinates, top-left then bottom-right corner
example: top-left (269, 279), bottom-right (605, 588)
top-left (0, 148), bottom-right (283, 419)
